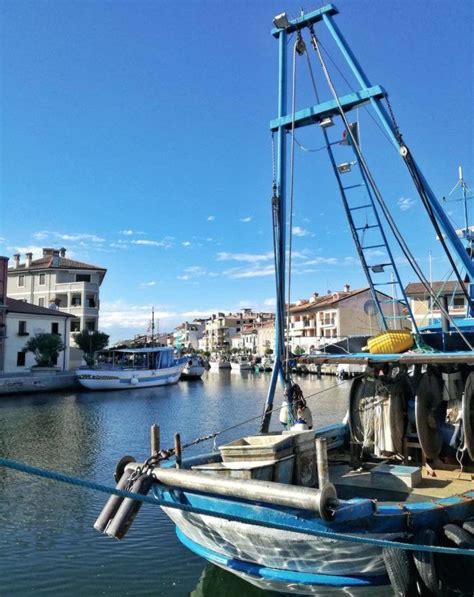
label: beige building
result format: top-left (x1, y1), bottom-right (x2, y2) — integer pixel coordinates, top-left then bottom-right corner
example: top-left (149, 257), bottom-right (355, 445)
top-left (289, 286), bottom-right (408, 352)
top-left (203, 309), bottom-right (274, 352)
top-left (405, 281), bottom-right (468, 329)
top-left (7, 248), bottom-right (107, 368)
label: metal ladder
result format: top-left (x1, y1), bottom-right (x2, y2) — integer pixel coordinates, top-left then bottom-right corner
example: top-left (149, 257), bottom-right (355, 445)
top-left (323, 129), bottom-right (416, 332)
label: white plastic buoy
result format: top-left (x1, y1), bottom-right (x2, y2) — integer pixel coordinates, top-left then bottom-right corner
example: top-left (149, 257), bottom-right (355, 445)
top-left (130, 376), bottom-right (138, 386)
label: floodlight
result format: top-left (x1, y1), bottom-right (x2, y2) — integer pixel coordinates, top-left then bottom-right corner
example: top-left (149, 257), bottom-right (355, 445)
top-left (273, 13), bottom-right (290, 29)
top-left (337, 162), bottom-right (352, 174)
top-left (320, 117), bottom-right (334, 129)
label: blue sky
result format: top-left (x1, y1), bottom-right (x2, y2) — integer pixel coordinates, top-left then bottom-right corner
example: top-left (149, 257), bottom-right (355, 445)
top-left (1, 1), bottom-right (473, 342)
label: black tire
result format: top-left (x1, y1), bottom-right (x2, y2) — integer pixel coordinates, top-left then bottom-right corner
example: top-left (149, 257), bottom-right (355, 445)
top-left (443, 523), bottom-right (474, 548)
top-left (382, 545), bottom-right (415, 596)
top-left (413, 529), bottom-right (440, 595)
top-left (463, 519), bottom-right (474, 536)
top-left (114, 455), bottom-right (136, 482)
top-left (415, 372), bottom-right (445, 459)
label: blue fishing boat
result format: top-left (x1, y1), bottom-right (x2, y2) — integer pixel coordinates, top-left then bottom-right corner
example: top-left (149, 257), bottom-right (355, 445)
top-left (94, 6), bottom-right (474, 595)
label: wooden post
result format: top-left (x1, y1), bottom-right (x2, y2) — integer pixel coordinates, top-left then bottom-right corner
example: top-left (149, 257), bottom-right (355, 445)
top-left (174, 433), bottom-right (182, 469)
top-left (151, 424), bottom-right (160, 466)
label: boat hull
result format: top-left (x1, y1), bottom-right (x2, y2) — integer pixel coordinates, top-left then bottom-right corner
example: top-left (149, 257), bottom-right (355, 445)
top-left (76, 363), bottom-right (185, 390)
top-left (180, 365), bottom-right (205, 380)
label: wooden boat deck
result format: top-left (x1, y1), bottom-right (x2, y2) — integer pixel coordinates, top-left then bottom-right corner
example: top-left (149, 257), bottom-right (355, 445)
top-left (330, 462), bottom-right (474, 502)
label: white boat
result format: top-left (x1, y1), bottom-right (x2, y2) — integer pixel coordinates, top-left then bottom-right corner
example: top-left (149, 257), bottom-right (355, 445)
top-left (209, 358), bottom-right (232, 371)
top-left (180, 355), bottom-right (205, 380)
top-left (76, 347), bottom-right (186, 390)
top-left (230, 357), bottom-right (253, 371)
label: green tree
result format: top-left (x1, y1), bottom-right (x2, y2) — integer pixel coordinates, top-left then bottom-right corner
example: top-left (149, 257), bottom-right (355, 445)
top-left (293, 346), bottom-right (305, 355)
top-left (23, 333), bottom-right (65, 367)
top-left (73, 330), bottom-right (109, 366)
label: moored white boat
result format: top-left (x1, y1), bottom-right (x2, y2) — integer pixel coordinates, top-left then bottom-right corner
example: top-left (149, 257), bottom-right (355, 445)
top-left (180, 355), bottom-right (205, 380)
top-left (77, 347), bottom-right (186, 390)
top-left (209, 357), bottom-right (232, 371)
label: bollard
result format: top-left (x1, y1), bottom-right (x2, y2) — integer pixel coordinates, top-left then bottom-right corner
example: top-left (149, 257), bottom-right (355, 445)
top-left (151, 424), bottom-right (160, 466)
top-left (316, 437), bottom-right (329, 488)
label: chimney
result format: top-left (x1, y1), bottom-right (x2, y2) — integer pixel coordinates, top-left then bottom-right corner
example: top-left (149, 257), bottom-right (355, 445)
top-left (343, 283), bottom-right (350, 292)
top-left (60, 247), bottom-right (66, 257)
top-left (25, 252), bottom-right (33, 268)
top-left (52, 250), bottom-right (60, 267)
top-left (12, 254), bottom-right (20, 269)
top-left (43, 248), bottom-right (54, 257)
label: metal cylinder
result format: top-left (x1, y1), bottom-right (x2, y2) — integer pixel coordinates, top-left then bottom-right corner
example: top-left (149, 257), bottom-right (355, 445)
top-left (151, 424), bottom-right (160, 461)
top-left (151, 467), bottom-right (324, 513)
top-left (105, 474), bottom-right (153, 540)
top-left (316, 437), bottom-right (329, 488)
top-left (174, 433), bottom-right (182, 469)
top-left (93, 470), bottom-right (131, 533)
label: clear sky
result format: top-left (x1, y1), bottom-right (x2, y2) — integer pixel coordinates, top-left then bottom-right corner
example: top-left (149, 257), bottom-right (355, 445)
top-left (1, 1), bottom-right (473, 342)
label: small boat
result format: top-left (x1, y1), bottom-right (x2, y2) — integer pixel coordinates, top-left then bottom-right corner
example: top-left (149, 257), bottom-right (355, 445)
top-left (209, 357), bottom-right (232, 371)
top-left (262, 358), bottom-right (273, 372)
top-left (76, 347), bottom-right (186, 390)
top-left (180, 355), bottom-right (205, 380)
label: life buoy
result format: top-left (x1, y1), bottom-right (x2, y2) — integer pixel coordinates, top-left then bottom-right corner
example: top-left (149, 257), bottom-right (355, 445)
top-left (415, 372), bottom-right (445, 459)
top-left (130, 376), bottom-right (139, 386)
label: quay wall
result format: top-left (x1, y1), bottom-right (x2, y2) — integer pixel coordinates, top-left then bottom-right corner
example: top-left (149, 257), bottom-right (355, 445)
top-left (0, 371), bottom-right (79, 396)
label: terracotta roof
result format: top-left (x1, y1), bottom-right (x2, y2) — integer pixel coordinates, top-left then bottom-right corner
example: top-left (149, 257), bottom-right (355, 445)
top-left (289, 288), bottom-right (368, 313)
top-left (405, 282), bottom-right (466, 295)
top-left (6, 298), bottom-right (74, 318)
top-left (9, 256), bottom-right (106, 272)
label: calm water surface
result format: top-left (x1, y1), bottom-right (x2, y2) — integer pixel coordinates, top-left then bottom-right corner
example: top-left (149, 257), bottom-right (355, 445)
top-left (0, 371), bottom-right (350, 596)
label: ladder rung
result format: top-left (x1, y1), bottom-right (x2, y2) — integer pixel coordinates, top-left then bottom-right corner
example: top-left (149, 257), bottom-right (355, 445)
top-left (343, 184), bottom-right (364, 191)
top-left (355, 224), bottom-right (378, 231)
top-left (362, 244), bottom-right (385, 250)
top-left (379, 299), bottom-right (407, 304)
top-left (350, 204), bottom-right (372, 211)
top-left (373, 281), bottom-right (396, 286)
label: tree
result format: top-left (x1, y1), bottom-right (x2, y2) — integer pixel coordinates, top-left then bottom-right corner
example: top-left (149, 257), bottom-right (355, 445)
top-left (73, 330), bottom-right (109, 366)
top-left (23, 333), bottom-right (65, 367)
top-left (293, 346), bottom-right (305, 356)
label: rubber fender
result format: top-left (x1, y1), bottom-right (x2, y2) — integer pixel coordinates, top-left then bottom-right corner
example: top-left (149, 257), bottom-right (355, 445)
top-left (462, 372), bottom-right (474, 460)
top-left (463, 518), bottom-right (474, 536)
top-left (415, 372), bottom-right (445, 460)
top-left (443, 523), bottom-right (474, 548)
top-left (348, 376), bottom-right (376, 445)
top-left (114, 455), bottom-right (136, 483)
top-left (382, 545), bottom-right (416, 596)
top-left (413, 529), bottom-right (440, 595)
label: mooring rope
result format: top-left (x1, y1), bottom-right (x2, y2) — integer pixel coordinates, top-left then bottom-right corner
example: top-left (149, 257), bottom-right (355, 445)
top-left (1, 456), bottom-right (473, 556)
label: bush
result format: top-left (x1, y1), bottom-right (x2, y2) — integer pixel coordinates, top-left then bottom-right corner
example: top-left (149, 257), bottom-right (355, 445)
top-left (23, 333), bottom-right (65, 367)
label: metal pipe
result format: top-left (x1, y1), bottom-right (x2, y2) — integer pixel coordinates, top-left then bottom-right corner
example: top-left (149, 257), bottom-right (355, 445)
top-left (316, 437), bottom-right (329, 488)
top-left (93, 470), bottom-right (130, 533)
top-left (174, 433), bottom-right (182, 469)
top-left (151, 424), bottom-right (160, 462)
top-left (149, 467), bottom-right (325, 513)
top-left (105, 474), bottom-right (153, 540)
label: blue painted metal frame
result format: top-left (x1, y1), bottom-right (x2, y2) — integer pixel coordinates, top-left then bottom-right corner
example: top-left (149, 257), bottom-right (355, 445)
top-left (271, 5), bottom-right (338, 38)
top-left (270, 86), bottom-right (385, 132)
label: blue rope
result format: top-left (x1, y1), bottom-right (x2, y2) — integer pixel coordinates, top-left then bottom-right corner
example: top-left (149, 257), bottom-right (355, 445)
top-left (1, 456), bottom-right (473, 557)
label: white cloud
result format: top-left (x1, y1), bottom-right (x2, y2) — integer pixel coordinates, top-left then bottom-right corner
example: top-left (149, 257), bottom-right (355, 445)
top-left (121, 230), bottom-right (134, 236)
top-left (206, 237), bottom-right (213, 242)
top-left (264, 297), bottom-right (277, 307)
top-left (177, 266), bottom-right (210, 280)
top-left (207, 215), bottom-right (215, 221)
top-left (140, 281), bottom-right (156, 287)
top-left (177, 275), bottom-right (190, 281)
top-left (223, 264), bottom-right (275, 279)
top-left (398, 197), bottom-right (415, 211)
top-left (33, 230), bottom-right (105, 243)
top-left (99, 301), bottom-right (177, 330)
top-left (292, 226), bottom-right (309, 237)
top-left (217, 251), bottom-right (273, 263)
top-left (7, 245), bottom-right (44, 259)
top-left (182, 241), bottom-right (191, 247)
top-left (131, 237), bottom-right (174, 249)
top-left (301, 257), bottom-right (338, 266)
top-left (239, 216), bottom-right (252, 223)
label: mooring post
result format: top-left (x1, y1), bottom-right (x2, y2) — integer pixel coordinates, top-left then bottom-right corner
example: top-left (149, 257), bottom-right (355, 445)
top-left (174, 433), bottom-right (182, 469)
top-left (151, 424), bottom-right (160, 466)
top-left (316, 437), bottom-right (329, 488)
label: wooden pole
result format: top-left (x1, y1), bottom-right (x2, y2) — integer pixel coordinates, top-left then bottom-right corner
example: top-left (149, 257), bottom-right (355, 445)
top-left (174, 433), bottom-right (182, 469)
top-left (151, 424), bottom-right (160, 465)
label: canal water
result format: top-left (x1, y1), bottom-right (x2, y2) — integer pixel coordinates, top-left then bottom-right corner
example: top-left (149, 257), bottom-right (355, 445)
top-left (0, 371), bottom-right (349, 596)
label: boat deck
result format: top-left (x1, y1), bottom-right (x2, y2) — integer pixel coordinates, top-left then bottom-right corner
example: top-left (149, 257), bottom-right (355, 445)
top-left (305, 350), bottom-right (474, 366)
top-left (330, 462), bottom-right (474, 503)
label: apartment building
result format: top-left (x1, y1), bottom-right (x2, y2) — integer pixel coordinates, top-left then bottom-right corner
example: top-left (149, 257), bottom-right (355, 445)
top-left (7, 248), bottom-right (107, 368)
top-left (405, 281), bottom-right (468, 329)
top-left (173, 320), bottom-right (206, 350)
top-left (289, 286), bottom-right (408, 352)
top-left (202, 309), bottom-right (274, 352)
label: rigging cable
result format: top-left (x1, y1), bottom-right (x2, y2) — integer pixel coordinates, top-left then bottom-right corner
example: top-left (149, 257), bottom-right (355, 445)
top-left (309, 29), bottom-right (474, 351)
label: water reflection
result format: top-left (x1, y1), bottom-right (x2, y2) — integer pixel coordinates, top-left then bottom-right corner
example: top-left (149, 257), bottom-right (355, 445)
top-left (0, 372), bottom-right (351, 595)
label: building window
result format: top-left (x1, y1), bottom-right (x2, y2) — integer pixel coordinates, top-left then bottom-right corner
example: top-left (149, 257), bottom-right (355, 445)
top-left (87, 295), bottom-right (96, 308)
top-left (70, 319), bottom-right (81, 332)
top-left (452, 296), bottom-right (465, 309)
top-left (51, 322), bottom-right (59, 335)
top-left (18, 275), bottom-right (25, 287)
top-left (86, 320), bottom-right (95, 331)
top-left (38, 298), bottom-right (45, 307)
top-left (71, 295), bottom-right (82, 307)
top-left (17, 352), bottom-right (26, 367)
top-left (76, 274), bottom-right (91, 283)
top-left (18, 321), bottom-right (28, 336)
top-left (39, 273), bottom-right (45, 285)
